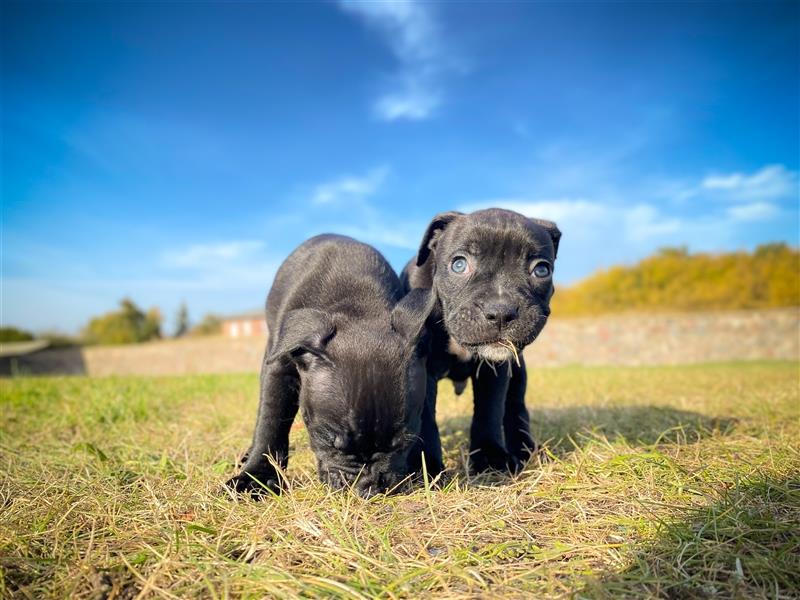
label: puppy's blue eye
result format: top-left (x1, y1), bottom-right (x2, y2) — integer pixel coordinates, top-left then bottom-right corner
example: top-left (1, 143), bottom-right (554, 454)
top-left (532, 262), bottom-right (551, 278)
top-left (451, 257), bottom-right (468, 274)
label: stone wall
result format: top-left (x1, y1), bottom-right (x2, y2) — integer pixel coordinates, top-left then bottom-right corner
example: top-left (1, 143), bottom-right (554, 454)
top-left (7, 308), bottom-right (798, 377)
top-left (524, 308), bottom-right (799, 367)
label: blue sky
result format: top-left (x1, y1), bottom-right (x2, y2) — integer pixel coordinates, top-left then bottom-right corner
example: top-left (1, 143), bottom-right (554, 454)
top-left (3, 1), bottom-right (798, 333)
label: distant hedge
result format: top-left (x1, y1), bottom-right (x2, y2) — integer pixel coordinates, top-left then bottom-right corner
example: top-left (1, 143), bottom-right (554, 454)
top-left (553, 243), bottom-right (800, 316)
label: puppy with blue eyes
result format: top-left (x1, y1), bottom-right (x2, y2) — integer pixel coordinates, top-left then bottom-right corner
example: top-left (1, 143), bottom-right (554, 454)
top-left (401, 209), bottom-right (561, 474)
top-left (226, 234), bottom-right (433, 498)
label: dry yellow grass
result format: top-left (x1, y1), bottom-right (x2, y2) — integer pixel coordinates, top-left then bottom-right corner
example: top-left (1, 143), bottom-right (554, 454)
top-left (1, 362), bottom-right (799, 598)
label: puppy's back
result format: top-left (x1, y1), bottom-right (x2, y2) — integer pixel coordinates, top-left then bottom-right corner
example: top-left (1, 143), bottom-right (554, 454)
top-left (267, 235), bottom-right (402, 332)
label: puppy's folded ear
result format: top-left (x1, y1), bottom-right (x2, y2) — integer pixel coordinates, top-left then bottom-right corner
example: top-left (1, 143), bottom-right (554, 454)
top-left (416, 211), bottom-right (463, 267)
top-left (265, 308), bottom-right (335, 364)
top-left (531, 218), bottom-right (561, 259)
top-left (391, 288), bottom-right (435, 346)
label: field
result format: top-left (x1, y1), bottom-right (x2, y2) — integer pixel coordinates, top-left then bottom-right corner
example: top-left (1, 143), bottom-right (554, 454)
top-left (2, 362), bottom-right (799, 599)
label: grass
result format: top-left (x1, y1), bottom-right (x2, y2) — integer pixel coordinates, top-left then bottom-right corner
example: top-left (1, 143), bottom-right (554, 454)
top-left (1, 361), bottom-right (799, 599)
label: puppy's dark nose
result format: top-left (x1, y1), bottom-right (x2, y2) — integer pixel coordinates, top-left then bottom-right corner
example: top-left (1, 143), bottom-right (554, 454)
top-left (482, 302), bottom-right (519, 327)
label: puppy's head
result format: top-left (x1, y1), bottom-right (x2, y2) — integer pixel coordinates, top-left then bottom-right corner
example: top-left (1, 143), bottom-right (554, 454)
top-left (416, 208), bottom-right (561, 363)
top-left (265, 290), bottom-right (431, 497)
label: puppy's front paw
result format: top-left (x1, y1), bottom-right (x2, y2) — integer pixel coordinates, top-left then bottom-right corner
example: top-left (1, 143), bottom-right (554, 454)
top-left (470, 442), bottom-right (522, 475)
top-left (509, 438), bottom-right (540, 466)
top-left (224, 472), bottom-right (281, 499)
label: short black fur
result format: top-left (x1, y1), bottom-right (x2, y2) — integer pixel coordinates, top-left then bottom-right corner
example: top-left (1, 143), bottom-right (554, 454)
top-left (401, 208), bottom-right (561, 473)
top-left (227, 235), bottom-right (432, 498)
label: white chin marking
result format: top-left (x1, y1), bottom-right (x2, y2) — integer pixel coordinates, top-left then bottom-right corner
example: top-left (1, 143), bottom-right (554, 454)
top-left (476, 344), bottom-right (514, 363)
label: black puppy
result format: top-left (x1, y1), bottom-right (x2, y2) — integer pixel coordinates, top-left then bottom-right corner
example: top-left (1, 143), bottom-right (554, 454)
top-left (227, 234), bottom-right (432, 498)
top-left (402, 209), bottom-right (560, 473)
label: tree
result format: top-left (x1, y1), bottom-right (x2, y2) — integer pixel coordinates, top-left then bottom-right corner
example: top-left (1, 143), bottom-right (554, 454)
top-left (83, 298), bottom-right (163, 345)
top-left (142, 307), bottom-right (163, 341)
top-left (0, 327), bottom-right (35, 343)
top-left (190, 313), bottom-right (222, 336)
top-left (174, 302), bottom-right (190, 338)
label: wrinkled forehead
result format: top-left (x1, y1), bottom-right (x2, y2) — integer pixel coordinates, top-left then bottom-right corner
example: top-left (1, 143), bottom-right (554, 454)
top-left (313, 347), bottom-right (407, 423)
top-left (327, 326), bottom-right (409, 370)
top-left (444, 210), bottom-right (555, 258)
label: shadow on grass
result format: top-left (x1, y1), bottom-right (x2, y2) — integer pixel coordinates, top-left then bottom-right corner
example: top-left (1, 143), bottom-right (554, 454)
top-left (532, 405), bottom-right (737, 456)
top-left (0, 346), bottom-right (87, 377)
top-left (580, 475), bottom-right (800, 599)
top-left (440, 404), bottom-right (737, 459)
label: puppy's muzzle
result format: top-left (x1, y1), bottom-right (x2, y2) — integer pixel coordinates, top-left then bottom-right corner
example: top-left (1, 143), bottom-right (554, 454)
top-left (321, 463), bottom-right (404, 498)
top-left (480, 301), bottom-right (519, 329)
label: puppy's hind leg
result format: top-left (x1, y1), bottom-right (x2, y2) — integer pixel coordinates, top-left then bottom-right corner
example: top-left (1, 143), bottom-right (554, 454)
top-left (226, 360), bottom-right (299, 497)
top-left (503, 355), bottom-right (538, 465)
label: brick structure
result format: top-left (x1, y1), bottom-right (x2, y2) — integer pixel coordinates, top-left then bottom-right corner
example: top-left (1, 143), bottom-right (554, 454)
top-left (221, 312), bottom-right (267, 338)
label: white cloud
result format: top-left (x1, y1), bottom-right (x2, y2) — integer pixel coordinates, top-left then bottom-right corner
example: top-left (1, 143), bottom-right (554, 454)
top-left (304, 165), bottom-right (420, 249)
top-left (333, 220), bottom-right (422, 251)
top-left (727, 202), bottom-right (780, 222)
top-left (374, 75), bottom-right (441, 121)
top-left (623, 205), bottom-right (682, 241)
top-left (460, 199), bottom-right (609, 224)
top-left (162, 240), bottom-right (265, 269)
top-left (311, 165), bottom-right (389, 205)
top-left (338, 0), bottom-right (455, 121)
top-left (701, 164), bottom-right (798, 202)
top-left (457, 198), bottom-right (692, 282)
top-left (461, 198), bottom-right (683, 246)
top-left (456, 174), bottom-right (797, 285)
top-left (339, 0), bottom-right (439, 62)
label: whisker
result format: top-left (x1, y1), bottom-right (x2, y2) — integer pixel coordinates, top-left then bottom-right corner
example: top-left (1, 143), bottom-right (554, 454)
top-left (486, 359), bottom-right (498, 377)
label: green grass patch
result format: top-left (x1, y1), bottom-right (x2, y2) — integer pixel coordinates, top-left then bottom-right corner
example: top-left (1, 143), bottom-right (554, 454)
top-left (1, 362), bottom-right (798, 598)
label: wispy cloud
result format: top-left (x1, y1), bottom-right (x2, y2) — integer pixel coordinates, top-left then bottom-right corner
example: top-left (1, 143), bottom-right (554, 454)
top-left (159, 239), bottom-right (282, 296)
top-left (675, 165), bottom-right (800, 203)
top-left (623, 205), bottom-right (682, 241)
top-left (459, 198), bottom-right (682, 246)
top-left (304, 164), bottom-right (421, 249)
top-left (699, 164), bottom-right (798, 202)
top-left (162, 240), bottom-right (265, 269)
top-left (460, 199), bottom-right (608, 224)
top-left (332, 221), bottom-right (422, 251)
top-left (311, 165), bottom-right (389, 205)
top-left (458, 161), bottom-right (798, 283)
top-left (374, 75), bottom-right (441, 121)
top-left (456, 177), bottom-right (792, 284)
top-left (458, 197), bottom-right (695, 282)
top-left (338, 0), bottom-right (457, 121)
top-left (727, 201), bottom-right (780, 222)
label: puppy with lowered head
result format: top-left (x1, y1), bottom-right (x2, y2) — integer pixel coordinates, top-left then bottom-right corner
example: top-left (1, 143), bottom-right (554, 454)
top-left (227, 234), bottom-right (432, 498)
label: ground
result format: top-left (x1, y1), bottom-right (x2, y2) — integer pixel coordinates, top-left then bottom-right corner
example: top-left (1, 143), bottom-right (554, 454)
top-left (1, 362), bottom-right (798, 599)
